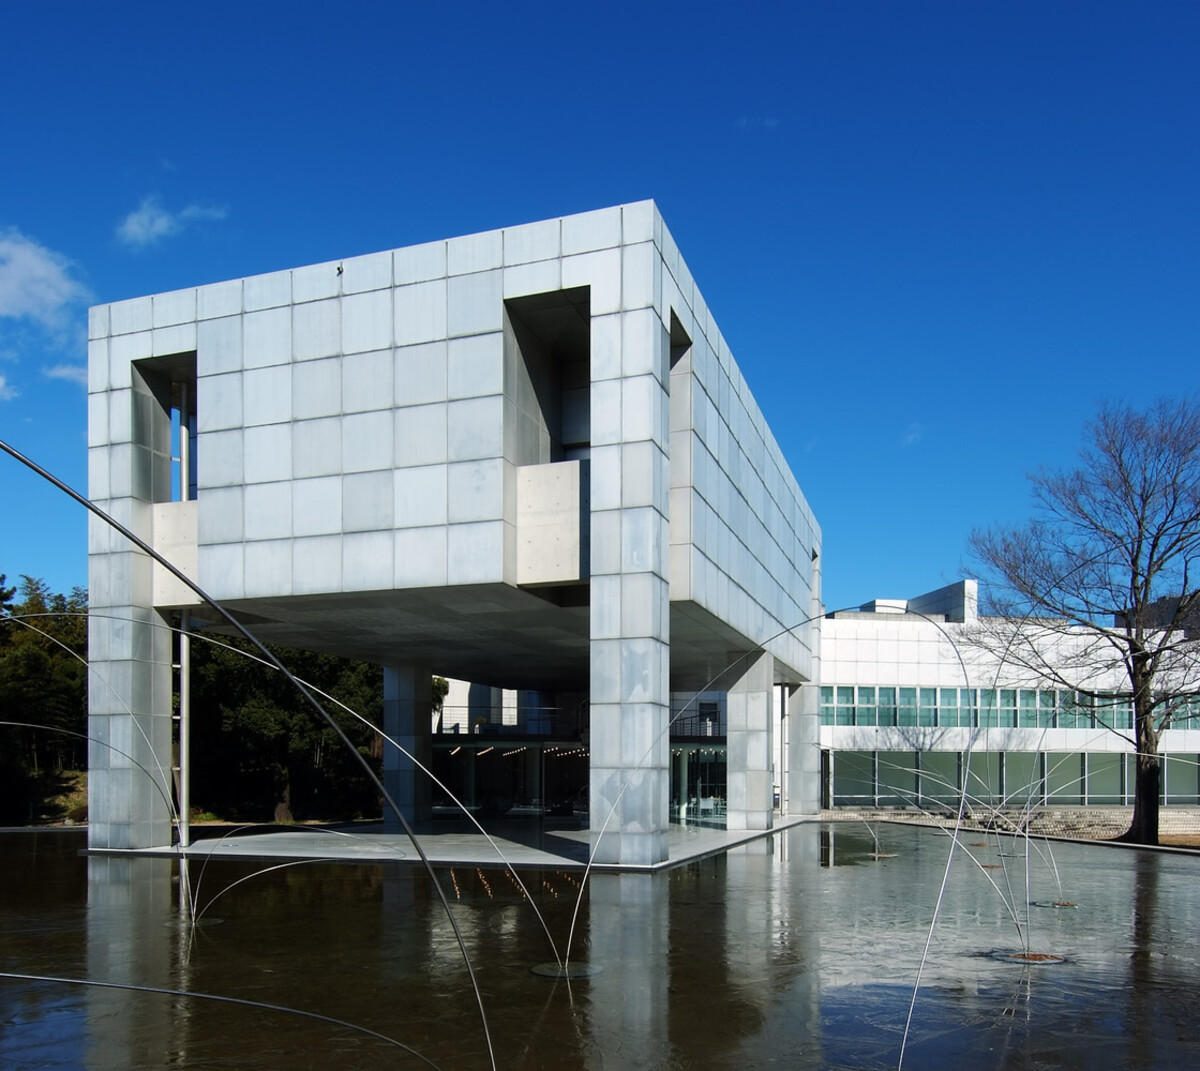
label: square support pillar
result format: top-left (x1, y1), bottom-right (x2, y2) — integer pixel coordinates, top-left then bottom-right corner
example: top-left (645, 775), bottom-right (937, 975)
top-left (383, 664), bottom-right (433, 829)
top-left (786, 682), bottom-right (821, 815)
top-left (588, 310), bottom-right (672, 866)
top-left (87, 604), bottom-right (174, 850)
top-left (727, 651), bottom-right (774, 831)
top-left (588, 632), bottom-right (671, 864)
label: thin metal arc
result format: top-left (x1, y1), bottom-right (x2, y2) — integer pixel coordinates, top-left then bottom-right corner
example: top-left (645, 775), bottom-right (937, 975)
top-left (0, 437), bottom-right (497, 1071)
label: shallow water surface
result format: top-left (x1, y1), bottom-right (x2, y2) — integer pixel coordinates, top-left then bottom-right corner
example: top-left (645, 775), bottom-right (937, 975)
top-left (2, 824), bottom-right (1199, 1069)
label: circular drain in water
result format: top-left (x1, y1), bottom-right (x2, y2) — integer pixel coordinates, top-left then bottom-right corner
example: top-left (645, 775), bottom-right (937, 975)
top-left (990, 950), bottom-right (1067, 965)
top-left (531, 962), bottom-right (603, 979)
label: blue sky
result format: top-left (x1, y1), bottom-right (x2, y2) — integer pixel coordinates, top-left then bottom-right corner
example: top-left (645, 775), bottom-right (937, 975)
top-left (1, 1), bottom-right (1197, 613)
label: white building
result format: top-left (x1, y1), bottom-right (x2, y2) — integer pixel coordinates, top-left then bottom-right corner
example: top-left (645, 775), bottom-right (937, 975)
top-left (820, 580), bottom-right (1200, 809)
top-left (86, 202), bottom-right (822, 864)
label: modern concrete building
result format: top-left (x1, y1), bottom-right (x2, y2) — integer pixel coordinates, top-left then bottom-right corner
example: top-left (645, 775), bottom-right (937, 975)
top-left (820, 580), bottom-right (1200, 808)
top-left (86, 202), bottom-right (822, 864)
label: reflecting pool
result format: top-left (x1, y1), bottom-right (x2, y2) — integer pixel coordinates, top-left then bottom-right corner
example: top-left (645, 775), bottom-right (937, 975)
top-left (3, 824), bottom-right (1200, 1069)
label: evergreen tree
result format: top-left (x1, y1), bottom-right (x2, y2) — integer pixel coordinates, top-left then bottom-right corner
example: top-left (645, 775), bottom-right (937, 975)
top-left (0, 574), bottom-right (88, 820)
top-left (188, 634), bottom-right (385, 822)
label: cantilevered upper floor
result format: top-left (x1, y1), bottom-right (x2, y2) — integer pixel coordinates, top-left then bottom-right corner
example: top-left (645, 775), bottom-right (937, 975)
top-left (88, 202), bottom-right (821, 692)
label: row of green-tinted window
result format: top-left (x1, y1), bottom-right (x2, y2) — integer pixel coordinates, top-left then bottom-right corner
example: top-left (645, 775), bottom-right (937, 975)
top-left (828, 750), bottom-right (1200, 806)
top-left (816, 686), bottom-right (1171, 730)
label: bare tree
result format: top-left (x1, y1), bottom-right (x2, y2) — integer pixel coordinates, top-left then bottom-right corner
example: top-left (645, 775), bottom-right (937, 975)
top-left (969, 398), bottom-right (1200, 844)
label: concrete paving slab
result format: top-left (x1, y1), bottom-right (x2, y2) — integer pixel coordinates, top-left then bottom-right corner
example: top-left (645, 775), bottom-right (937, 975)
top-left (94, 816), bottom-right (817, 872)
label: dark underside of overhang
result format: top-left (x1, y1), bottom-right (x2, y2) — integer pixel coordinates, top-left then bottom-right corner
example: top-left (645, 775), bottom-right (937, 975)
top-left (180, 584), bottom-right (803, 692)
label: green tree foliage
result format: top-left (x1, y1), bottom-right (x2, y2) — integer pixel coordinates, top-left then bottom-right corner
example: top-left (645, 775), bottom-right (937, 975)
top-left (0, 573), bottom-right (411, 826)
top-left (188, 633), bottom-right (385, 823)
top-left (0, 574), bottom-right (89, 821)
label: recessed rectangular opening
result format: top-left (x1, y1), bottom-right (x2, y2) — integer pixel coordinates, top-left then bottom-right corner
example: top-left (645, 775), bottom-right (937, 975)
top-left (133, 353), bottom-right (197, 503)
top-left (504, 287), bottom-right (591, 464)
top-left (669, 310), bottom-right (692, 371)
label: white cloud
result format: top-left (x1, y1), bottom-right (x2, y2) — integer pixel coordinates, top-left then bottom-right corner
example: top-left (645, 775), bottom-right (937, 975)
top-left (45, 363), bottom-right (88, 387)
top-left (0, 229), bottom-right (91, 332)
top-left (0, 372), bottom-right (16, 401)
top-left (116, 195), bottom-right (228, 249)
top-left (115, 196), bottom-right (178, 247)
top-left (901, 422), bottom-right (924, 447)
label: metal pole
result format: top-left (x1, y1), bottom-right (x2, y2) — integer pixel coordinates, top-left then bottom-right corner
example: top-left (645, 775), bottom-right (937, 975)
top-left (179, 614), bottom-right (190, 848)
top-left (780, 685), bottom-right (789, 815)
top-left (178, 382), bottom-right (191, 848)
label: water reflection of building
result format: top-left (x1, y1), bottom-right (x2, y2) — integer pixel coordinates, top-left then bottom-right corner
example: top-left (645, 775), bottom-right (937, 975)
top-left (86, 202), bottom-right (822, 864)
top-left (820, 580), bottom-right (1200, 808)
top-left (86, 856), bottom-right (181, 1066)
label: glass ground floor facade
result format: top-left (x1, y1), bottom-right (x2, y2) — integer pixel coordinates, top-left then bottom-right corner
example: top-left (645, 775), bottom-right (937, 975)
top-left (826, 749), bottom-right (1200, 808)
top-left (429, 738), bottom-right (730, 825)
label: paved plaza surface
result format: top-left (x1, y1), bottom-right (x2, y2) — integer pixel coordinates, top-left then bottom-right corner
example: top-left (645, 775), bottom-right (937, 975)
top-left (99, 815), bottom-right (815, 871)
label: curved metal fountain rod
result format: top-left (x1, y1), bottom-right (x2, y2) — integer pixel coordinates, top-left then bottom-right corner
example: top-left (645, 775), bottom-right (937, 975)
top-left (883, 757), bottom-right (1075, 908)
top-left (190, 855), bottom-right (329, 927)
top-left (181, 625), bottom-right (567, 966)
top-left (2, 612), bottom-right (180, 828)
top-left (894, 603), bottom-right (1115, 1065)
top-left (0, 971), bottom-right (444, 1069)
top-left (865, 760), bottom-right (1076, 917)
top-left (4, 611), bottom-right (399, 932)
top-left (185, 822), bottom-right (411, 936)
top-left (900, 550), bottom-right (1141, 1070)
top-left (867, 769), bottom-right (1030, 936)
top-left (564, 602), bottom-right (976, 976)
top-left (963, 550), bottom-right (1133, 972)
top-left (565, 604), bottom-right (864, 971)
top-left (0, 437), bottom-right (497, 1071)
top-left (871, 613), bottom-right (979, 1071)
top-left (0, 719), bottom-right (180, 830)
top-left (13, 598), bottom-right (570, 967)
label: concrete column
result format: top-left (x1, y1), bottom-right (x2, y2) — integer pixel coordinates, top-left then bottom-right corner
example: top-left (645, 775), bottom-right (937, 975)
top-left (87, 361), bottom-right (176, 850)
top-left (382, 664), bottom-right (432, 829)
top-left (794, 548), bottom-right (824, 816)
top-left (88, 595), bottom-right (174, 849)
top-left (588, 308), bottom-right (672, 865)
top-left (791, 682), bottom-right (822, 814)
top-left (727, 651), bottom-right (774, 831)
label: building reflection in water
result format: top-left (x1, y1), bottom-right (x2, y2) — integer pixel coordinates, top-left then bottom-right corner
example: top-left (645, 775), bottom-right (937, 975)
top-left (86, 856), bottom-right (181, 1069)
top-left (42, 824), bottom-right (1200, 1069)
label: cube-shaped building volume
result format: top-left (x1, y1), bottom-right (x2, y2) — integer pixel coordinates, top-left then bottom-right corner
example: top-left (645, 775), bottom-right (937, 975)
top-left (87, 201), bottom-right (822, 864)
